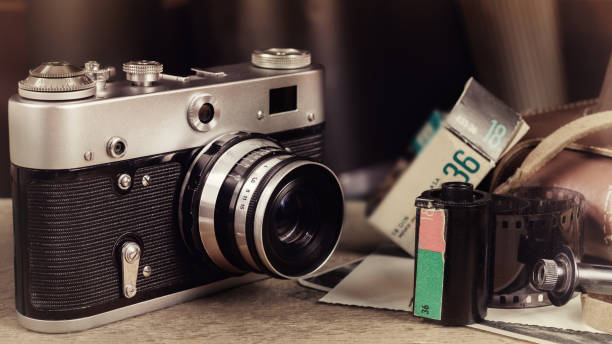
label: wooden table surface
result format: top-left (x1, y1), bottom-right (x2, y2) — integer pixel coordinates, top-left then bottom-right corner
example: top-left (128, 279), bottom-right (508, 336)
top-left (0, 199), bottom-right (523, 343)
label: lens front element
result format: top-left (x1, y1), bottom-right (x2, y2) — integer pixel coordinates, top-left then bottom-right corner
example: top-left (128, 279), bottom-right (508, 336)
top-left (272, 182), bottom-right (316, 246)
top-left (256, 162), bottom-right (343, 278)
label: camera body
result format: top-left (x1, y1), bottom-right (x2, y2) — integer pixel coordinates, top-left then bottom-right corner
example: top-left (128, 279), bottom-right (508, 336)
top-left (9, 49), bottom-right (343, 332)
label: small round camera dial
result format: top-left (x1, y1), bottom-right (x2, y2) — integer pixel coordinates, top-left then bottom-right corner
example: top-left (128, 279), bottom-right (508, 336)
top-left (122, 60), bottom-right (163, 86)
top-left (107, 136), bottom-right (128, 158)
top-left (187, 94), bottom-right (220, 132)
top-left (251, 48), bottom-right (311, 69)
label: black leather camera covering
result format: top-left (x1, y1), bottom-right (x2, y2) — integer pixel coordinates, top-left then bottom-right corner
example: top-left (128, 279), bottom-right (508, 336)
top-left (12, 124), bottom-right (323, 320)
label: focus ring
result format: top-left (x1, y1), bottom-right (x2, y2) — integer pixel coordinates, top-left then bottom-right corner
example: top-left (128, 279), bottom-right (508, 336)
top-left (243, 156), bottom-right (302, 276)
top-left (234, 155), bottom-right (291, 271)
top-left (178, 133), bottom-right (283, 275)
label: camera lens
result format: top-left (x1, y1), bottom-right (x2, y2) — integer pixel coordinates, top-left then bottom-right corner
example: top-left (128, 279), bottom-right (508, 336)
top-left (256, 163), bottom-right (343, 277)
top-left (198, 103), bottom-right (214, 124)
top-left (179, 133), bottom-right (343, 279)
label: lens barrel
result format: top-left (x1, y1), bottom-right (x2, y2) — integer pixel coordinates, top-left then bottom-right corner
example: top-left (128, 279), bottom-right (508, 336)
top-left (179, 133), bottom-right (343, 279)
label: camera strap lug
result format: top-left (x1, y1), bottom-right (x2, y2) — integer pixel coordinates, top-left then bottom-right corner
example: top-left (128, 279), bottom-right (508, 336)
top-left (121, 242), bottom-right (142, 298)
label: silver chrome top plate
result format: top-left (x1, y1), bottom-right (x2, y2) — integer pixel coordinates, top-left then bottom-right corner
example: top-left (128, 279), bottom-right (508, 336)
top-left (9, 63), bottom-right (324, 170)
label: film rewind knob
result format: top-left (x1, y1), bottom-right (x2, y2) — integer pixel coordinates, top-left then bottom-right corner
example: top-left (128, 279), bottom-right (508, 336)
top-left (532, 245), bottom-right (612, 306)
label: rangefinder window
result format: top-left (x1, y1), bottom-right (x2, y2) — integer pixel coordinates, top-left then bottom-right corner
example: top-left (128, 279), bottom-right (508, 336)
top-left (269, 85), bottom-right (297, 114)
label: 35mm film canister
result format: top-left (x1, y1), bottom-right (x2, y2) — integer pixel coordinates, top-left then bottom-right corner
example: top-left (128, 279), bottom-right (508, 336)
top-left (413, 182), bottom-right (493, 325)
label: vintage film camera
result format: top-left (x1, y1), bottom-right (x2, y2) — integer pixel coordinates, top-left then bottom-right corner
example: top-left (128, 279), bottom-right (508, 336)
top-left (9, 48), bottom-right (344, 332)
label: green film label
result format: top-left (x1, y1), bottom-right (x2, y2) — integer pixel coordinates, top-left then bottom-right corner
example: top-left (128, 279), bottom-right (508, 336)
top-left (413, 208), bottom-right (446, 320)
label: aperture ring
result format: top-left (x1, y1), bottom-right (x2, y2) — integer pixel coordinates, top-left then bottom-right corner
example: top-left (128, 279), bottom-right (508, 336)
top-left (234, 155), bottom-right (292, 271)
top-left (195, 137), bottom-right (281, 274)
top-left (178, 132), bottom-right (243, 259)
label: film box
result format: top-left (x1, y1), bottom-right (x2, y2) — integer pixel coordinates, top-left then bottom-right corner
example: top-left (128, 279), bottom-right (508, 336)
top-left (367, 78), bottom-right (529, 256)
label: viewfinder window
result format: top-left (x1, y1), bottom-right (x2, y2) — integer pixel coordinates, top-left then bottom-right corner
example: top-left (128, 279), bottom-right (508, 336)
top-left (269, 86), bottom-right (297, 114)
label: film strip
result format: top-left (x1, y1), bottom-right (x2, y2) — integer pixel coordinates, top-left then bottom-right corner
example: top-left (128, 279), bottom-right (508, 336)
top-left (491, 187), bottom-right (585, 309)
top-left (413, 182), bottom-right (585, 325)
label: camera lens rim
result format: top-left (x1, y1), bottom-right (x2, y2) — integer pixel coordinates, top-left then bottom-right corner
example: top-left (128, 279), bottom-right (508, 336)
top-left (251, 160), bottom-right (344, 278)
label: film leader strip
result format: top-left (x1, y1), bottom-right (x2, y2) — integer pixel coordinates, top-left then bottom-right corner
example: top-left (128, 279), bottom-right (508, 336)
top-left (491, 187), bottom-right (585, 309)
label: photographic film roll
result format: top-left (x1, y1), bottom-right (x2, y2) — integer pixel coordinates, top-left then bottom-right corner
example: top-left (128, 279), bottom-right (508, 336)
top-left (491, 187), bottom-right (585, 308)
top-left (412, 182), bottom-right (586, 325)
top-left (413, 182), bottom-right (493, 325)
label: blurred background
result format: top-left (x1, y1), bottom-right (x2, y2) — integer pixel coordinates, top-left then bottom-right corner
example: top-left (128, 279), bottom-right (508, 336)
top-left (1, 0), bottom-right (611, 197)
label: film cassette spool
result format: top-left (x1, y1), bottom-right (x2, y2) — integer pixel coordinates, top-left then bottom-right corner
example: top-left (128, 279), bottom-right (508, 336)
top-left (413, 182), bottom-right (585, 325)
top-left (491, 187), bottom-right (585, 308)
top-left (413, 182), bottom-right (493, 325)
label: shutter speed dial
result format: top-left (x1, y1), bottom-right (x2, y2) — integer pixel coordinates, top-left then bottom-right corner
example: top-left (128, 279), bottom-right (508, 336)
top-left (251, 48), bottom-right (311, 69)
top-left (123, 60), bottom-right (163, 86)
top-left (18, 61), bottom-right (96, 100)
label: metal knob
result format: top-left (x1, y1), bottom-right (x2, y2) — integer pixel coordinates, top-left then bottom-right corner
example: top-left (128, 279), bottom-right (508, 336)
top-left (532, 259), bottom-right (560, 291)
top-left (530, 245), bottom-right (579, 306)
top-left (533, 246), bottom-right (612, 306)
top-left (18, 61), bottom-right (96, 100)
top-left (251, 48), bottom-right (311, 69)
top-left (117, 174), bottom-right (132, 191)
top-left (122, 60), bottom-right (163, 86)
top-left (84, 60), bottom-right (116, 88)
top-left (84, 61), bottom-right (100, 73)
